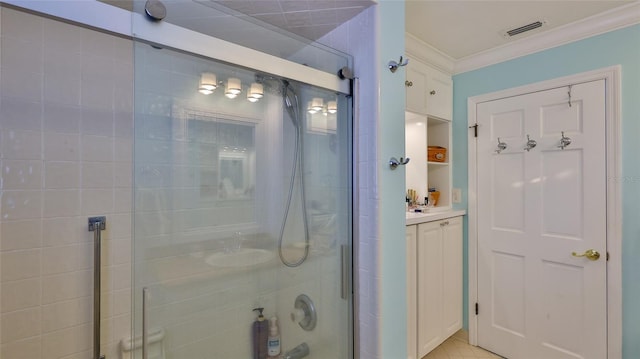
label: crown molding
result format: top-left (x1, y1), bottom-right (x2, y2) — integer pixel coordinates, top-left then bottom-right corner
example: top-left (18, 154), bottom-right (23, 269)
top-left (454, 1), bottom-right (640, 75)
top-left (405, 32), bottom-right (455, 74)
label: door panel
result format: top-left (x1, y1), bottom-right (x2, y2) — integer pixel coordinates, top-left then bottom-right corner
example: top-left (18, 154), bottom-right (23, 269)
top-left (442, 218), bottom-right (463, 337)
top-left (417, 222), bottom-right (443, 356)
top-left (477, 80), bottom-right (607, 359)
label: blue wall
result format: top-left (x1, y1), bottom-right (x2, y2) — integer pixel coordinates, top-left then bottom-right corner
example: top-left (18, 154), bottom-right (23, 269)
top-left (378, 1), bottom-right (408, 358)
top-left (452, 24), bottom-right (640, 358)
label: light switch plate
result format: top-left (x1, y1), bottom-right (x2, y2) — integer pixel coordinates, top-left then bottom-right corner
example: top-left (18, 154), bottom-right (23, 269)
top-left (452, 188), bottom-right (461, 203)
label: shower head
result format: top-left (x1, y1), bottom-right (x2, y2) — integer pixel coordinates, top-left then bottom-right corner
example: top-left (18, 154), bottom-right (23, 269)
top-left (282, 80), bottom-right (299, 125)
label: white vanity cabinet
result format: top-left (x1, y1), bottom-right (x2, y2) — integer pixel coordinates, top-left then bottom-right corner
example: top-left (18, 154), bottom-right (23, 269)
top-left (407, 216), bottom-right (463, 359)
top-left (405, 59), bottom-right (452, 120)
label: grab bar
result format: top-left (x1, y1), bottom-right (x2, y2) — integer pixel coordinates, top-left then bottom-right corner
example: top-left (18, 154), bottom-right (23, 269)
top-left (88, 216), bottom-right (106, 359)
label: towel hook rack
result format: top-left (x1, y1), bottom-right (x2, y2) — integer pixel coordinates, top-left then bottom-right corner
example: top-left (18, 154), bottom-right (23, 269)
top-left (388, 56), bottom-right (409, 73)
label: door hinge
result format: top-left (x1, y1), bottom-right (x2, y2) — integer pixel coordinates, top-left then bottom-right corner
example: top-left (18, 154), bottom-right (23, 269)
top-left (475, 302), bottom-right (479, 315)
top-left (469, 124), bottom-right (478, 137)
top-left (607, 251), bottom-right (610, 261)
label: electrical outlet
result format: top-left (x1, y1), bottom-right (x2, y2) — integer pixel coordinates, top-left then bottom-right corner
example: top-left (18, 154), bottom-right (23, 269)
top-left (452, 188), bottom-right (462, 203)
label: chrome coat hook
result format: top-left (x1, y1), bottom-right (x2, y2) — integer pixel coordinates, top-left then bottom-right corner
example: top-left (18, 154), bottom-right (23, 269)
top-left (389, 156), bottom-right (410, 170)
top-left (558, 131), bottom-right (572, 150)
top-left (495, 137), bottom-right (507, 154)
top-left (524, 135), bottom-right (537, 152)
top-left (388, 56), bottom-right (409, 73)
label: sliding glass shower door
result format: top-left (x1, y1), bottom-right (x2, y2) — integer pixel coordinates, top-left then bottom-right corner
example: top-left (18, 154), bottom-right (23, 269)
top-left (131, 40), bottom-right (353, 358)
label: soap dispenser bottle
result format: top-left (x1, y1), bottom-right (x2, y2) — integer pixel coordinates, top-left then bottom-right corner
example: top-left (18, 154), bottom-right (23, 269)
top-left (252, 308), bottom-right (268, 359)
top-left (267, 316), bottom-right (281, 357)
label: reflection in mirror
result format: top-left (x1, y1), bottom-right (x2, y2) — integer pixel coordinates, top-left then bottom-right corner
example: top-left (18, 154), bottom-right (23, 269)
top-left (184, 112), bottom-right (256, 203)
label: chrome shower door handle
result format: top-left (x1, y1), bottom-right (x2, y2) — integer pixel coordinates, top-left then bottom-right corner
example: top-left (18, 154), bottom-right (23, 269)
top-left (88, 216), bottom-right (106, 359)
top-left (142, 287), bottom-right (149, 359)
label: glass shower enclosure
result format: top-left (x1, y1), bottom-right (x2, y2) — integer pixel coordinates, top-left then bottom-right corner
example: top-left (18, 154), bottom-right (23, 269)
top-left (131, 18), bottom-right (353, 359)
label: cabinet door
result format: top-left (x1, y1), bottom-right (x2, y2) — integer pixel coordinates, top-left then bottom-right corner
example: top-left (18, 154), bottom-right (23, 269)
top-left (417, 221), bottom-right (444, 357)
top-left (425, 68), bottom-right (453, 120)
top-left (406, 66), bottom-right (428, 115)
top-left (442, 217), bottom-right (463, 337)
top-left (406, 225), bottom-right (418, 359)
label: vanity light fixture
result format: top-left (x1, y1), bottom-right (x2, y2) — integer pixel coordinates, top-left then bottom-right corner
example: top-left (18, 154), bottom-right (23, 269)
top-left (311, 98), bottom-right (324, 112)
top-left (198, 72), bottom-right (217, 95)
top-left (327, 100), bottom-right (337, 114)
top-left (247, 82), bottom-right (263, 102)
top-left (307, 101), bottom-right (317, 114)
top-left (225, 77), bottom-right (242, 98)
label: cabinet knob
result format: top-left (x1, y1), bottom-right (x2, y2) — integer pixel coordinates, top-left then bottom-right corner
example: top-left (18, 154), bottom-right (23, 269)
top-left (430, 90), bottom-right (436, 95)
top-left (405, 80), bottom-right (413, 87)
top-left (440, 221), bottom-right (449, 226)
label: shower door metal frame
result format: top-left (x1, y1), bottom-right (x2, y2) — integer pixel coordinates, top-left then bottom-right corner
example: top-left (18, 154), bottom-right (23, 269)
top-left (2, 0), bottom-right (349, 95)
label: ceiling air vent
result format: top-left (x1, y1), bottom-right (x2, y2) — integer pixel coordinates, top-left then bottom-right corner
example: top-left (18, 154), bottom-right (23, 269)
top-left (504, 20), bottom-right (547, 37)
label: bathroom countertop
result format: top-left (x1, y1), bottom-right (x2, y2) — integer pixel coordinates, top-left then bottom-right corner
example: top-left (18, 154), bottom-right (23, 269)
top-left (405, 209), bottom-right (466, 226)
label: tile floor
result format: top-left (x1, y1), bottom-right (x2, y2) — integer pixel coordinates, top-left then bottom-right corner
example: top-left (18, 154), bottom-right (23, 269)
top-left (423, 331), bottom-right (504, 359)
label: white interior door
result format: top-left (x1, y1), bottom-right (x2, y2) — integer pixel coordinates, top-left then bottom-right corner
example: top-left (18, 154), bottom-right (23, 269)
top-left (476, 80), bottom-right (607, 358)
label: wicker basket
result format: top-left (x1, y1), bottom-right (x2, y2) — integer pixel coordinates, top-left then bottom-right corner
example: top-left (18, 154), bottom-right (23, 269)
top-left (428, 146), bottom-right (447, 162)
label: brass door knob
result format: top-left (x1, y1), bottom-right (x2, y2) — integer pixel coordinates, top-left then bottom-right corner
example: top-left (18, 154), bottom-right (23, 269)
top-left (571, 249), bottom-right (600, 261)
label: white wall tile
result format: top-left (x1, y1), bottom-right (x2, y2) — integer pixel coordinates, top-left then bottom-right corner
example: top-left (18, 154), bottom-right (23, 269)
top-left (114, 137), bottom-right (133, 162)
top-left (1, 97), bottom-right (42, 131)
top-left (43, 103), bottom-right (81, 134)
top-left (41, 323), bottom-right (91, 358)
top-left (1, 35), bottom-right (43, 72)
top-left (1, 8), bottom-right (42, 43)
top-left (43, 16), bottom-right (82, 55)
top-left (82, 161), bottom-right (114, 188)
top-left (1, 278), bottom-right (41, 313)
top-left (1, 130), bottom-right (42, 160)
top-left (114, 188), bottom-right (132, 213)
top-left (44, 50), bottom-right (81, 106)
top-left (0, 190), bottom-right (43, 220)
top-left (43, 189), bottom-right (80, 218)
top-left (41, 297), bottom-right (90, 333)
top-left (0, 249), bottom-right (41, 281)
top-left (81, 108), bottom-right (113, 136)
top-left (41, 270), bottom-right (92, 305)
top-left (41, 244), bottom-right (80, 275)
top-left (1, 159), bottom-right (42, 190)
top-left (0, 67), bottom-right (43, 103)
top-left (41, 217), bottom-right (83, 247)
top-left (0, 336), bottom-right (41, 359)
top-left (44, 161), bottom-right (80, 189)
top-left (81, 189), bottom-right (113, 215)
top-left (0, 219), bottom-right (42, 251)
top-left (0, 307), bottom-right (41, 343)
top-left (44, 132), bottom-right (80, 161)
top-left (81, 135), bottom-right (113, 162)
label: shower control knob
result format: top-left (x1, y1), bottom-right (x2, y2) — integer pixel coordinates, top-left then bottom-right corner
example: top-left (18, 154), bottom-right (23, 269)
top-left (405, 80), bottom-right (413, 87)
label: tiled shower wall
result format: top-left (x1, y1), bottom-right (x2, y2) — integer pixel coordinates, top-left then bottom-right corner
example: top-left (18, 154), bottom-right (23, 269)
top-left (0, 8), bottom-right (133, 358)
top-left (318, 6), bottom-right (380, 358)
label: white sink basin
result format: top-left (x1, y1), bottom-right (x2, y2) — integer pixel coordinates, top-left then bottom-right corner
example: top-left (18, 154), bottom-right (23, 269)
top-left (205, 248), bottom-right (275, 268)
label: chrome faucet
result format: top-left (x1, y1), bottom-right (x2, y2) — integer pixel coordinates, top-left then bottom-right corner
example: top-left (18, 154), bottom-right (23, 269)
top-left (282, 343), bottom-right (309, 359)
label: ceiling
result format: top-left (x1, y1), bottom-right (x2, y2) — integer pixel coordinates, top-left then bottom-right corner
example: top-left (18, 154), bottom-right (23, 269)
top-left (101, 0), bottom-right (636, 64)
top-left (406, 0), bottom-right (636, 60)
